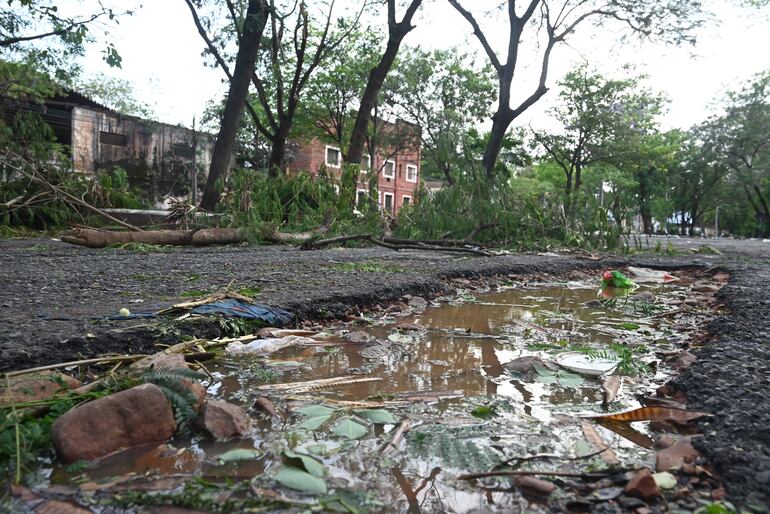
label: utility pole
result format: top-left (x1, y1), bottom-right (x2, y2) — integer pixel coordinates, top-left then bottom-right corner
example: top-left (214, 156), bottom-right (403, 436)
top-left (191, 116), bottom-right (198, 206)
top-left (714, 205), bottom-right (719, 239)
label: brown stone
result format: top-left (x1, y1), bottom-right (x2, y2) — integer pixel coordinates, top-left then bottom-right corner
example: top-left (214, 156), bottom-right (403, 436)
top-left (654, 434), bottom-right (677, 449)
top-left (624, 469), bottom-right (660, 501)
top-left (130, 354), bottom-right (205, 410)
top-left (408, 296), bottom-right (428, 312)
top-left (51, 384), bottom-right (176, 463)
top-left (197, 399), bottom-right (251, 440)
top-left (673, 351), bottom-right (697, 371)
top-left (253, 396), bottom-right (276, 417)
top-left (513, 476), bottom-right (555, 497)
top-left (692, 283), bottom-right (719, 293)
top-left (656, 438), bottom-right (700, 471)
top-left (0, 372), bottom-right (81, 407)
top-left (345, 331), bottom-right (374, 344)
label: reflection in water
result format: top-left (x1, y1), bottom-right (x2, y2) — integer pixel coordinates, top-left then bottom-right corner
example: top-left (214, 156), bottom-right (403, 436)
top-left (49, 281), bottom-right (693, 513)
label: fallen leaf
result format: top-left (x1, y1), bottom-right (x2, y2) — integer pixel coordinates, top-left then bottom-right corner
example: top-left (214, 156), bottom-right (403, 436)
top-left (332, 417), bottom-right (368, 439)
top-left (582, 406), bottom-right (710, 423)
top-left (355, 409), bottom-right (397, 424)
top-left (217, 448), bottom-right (261, 463)
top-left (602, 376), bottom-right (621, 404)
top-left (275, 466), bottom-right (327, 494)
top-left (581, 421), bottom-right (620, 465)
top-left (513, 476), bottom-right (555, 497)
top-left (282, 450), bottom-right (324, 477)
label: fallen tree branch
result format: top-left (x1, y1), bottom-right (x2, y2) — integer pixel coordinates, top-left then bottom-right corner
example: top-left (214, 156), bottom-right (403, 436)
top-left (303, 234), bottom-right (492, 256)
top-left (4, 355), bottom-right (149, 378)
top-left (61, 227), bottom-right (245, 248)
top-left (380, 418), bottom-right (411, 456)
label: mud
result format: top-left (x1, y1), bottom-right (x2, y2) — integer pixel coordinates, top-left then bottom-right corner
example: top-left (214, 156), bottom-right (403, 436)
top-left (2, 237), bottom-right (768, 508)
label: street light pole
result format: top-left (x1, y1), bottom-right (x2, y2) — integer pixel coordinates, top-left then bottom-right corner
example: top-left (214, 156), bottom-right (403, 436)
top-left (714, 205), bottom-right (719, 239)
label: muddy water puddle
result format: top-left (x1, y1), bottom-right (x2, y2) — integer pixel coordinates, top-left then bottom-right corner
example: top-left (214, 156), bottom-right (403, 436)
top-left (49, 275), bottom-right (716, 512)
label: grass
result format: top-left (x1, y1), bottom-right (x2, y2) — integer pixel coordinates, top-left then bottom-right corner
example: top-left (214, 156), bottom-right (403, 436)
top-left (236, 286), bottom-right (261, 298)
top-left (179, 289), bottom-right (209, 298)
top-left (330, 261), bottom-right (406, 273)
top-left (108, 242), bottom-right (174, 253)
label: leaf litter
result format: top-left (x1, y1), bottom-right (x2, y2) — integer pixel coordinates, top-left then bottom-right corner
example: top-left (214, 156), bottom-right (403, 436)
top-left (27, 270), bottom-right (722, 512)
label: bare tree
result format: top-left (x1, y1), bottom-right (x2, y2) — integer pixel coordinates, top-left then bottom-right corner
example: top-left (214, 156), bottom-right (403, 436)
top-left (346, 0), bottom-right (423, 167)
top-left (448, 0), bottom-right (706, 181)
top-left (200, 0), bottom-right (269, 211)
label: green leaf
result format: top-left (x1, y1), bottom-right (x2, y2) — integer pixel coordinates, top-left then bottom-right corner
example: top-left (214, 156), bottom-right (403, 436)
top-left (217, 448), bottom-right (261, 463)
top-left (355, 409), bottom-right (397, 424)
top-left (470, 405), bottom-right (496, 419)
top-left (388, 332), bottom-right (416, 344)
top-left (282, 450), bottom-right (325, 477)
top-left (620, 322), bottom-right (640, 330)
top-left (332, 417), bottom-right (368, 439)
top-left (296, 405), bottom-right (336, 418)
top-left (296, 414), bottom-right (332, 431)
top-left (275, 466), bottom-right (327, 494)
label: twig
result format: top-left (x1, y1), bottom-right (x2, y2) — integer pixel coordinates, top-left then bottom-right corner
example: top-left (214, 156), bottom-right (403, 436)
top-left (492, 446), bottom-right (611, 470)
top-left (5, 374), bottom-right (21, 483)
top-left (5, 355), bottom-right (148, 378)
top-left (380, 418), bottom-right (411, 455)
top-left (4, 151), bottom-right (143, 232)
top-left (457, 470), bottom-right (616, 481)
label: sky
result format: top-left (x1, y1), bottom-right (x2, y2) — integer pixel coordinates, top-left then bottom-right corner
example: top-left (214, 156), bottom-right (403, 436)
top-left (76, 0), bottom-right (770, 133)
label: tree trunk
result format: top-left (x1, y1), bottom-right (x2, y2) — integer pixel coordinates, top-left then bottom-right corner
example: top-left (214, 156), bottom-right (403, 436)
top-left (268, 131), bottom-right (287, 177)
top-left (200, 0), bottom-right (268, 211)
top-left (347, 1), bottom-right (422, 165)
top-left (481, 108), bottom-right (513, 180)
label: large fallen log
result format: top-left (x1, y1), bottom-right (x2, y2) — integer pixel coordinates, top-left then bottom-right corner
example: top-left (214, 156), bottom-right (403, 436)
top-left (61, 227), bottom-right (245, 248)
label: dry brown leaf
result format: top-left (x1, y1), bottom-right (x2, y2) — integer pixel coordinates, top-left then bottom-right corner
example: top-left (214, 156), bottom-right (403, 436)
top-left (583, 406), bottom-right (710, 423)
top-left (581, 421), bottom-right (620, 465)
top-left (602, 376), bottom-right (621, 404)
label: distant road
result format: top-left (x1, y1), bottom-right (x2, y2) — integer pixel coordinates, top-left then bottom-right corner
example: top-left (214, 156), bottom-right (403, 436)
top-left (624, 234), bottom-right (770, 258)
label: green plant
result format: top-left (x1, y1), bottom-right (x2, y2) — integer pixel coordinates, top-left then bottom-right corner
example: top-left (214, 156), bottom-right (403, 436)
top-left (140, 366), bottom-right (205, 435)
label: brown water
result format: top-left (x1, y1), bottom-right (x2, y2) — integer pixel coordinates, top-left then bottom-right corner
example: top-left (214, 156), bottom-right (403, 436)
top-left (51, 278), bottom-right (705, 513)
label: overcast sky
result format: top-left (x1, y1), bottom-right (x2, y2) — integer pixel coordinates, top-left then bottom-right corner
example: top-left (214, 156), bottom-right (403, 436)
top-left (77, 0), bottom-right (770, 132)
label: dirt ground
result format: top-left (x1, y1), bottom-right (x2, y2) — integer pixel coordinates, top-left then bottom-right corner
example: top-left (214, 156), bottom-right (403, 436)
top-left (1, 236), bottom-right (768, 508)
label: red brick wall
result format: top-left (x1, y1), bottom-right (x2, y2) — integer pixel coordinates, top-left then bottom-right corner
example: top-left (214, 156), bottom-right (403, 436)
top-left (288, 126), bottom-right (421, 215)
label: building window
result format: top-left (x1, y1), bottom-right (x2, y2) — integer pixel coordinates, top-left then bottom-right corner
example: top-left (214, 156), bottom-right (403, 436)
top-left (360, 155), bottom-right (371, 173)
top-left (383, 159), bottom-right (395, 179)
top-left (325, 146), bottom-right (341, 168)
top-left (172, 142), bottom-right (195, 159)
top-left (383, 192), bottom-right (394, 213)
top-left (406, 164), bottom-right (418, 182)
top-left (356, 189), bottom-right (367, 205)
top-left (100, 131), bottom-right (127, 147)
top-left (402, 195), bottom-right (412, 207)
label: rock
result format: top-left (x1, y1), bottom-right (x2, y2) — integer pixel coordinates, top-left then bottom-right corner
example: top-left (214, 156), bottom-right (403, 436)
top-left (131, 353), bottom-right (188, 371)
top-left (51, 384), bottom-right (176, 463)
top-left (345, 331), bottom-right (374, 344)
top-left (197, 400), bottom-right (251, 440)
top-left (631, 291), bottom-right (656, 303)
top-left (503, 356), bottom-right (549, 378)
top-left (673, 351), bottom-right (697, 371)
top-left (408, 296), bottom-right (428, 312)
top-left (692, 283), bottom-right (719, 293)
top-left (624, 469), bottom-right (660, 501)
top-left (652, 471), bottom-right (677, 490)
top-left (253, 396), bottom-right (276, 417)
top-left (0, 371), bottom-right (81, 407)
top-left (130, 354), bottom-right (205, 410)
top-left (656, 438), bottom-right (700, 471)
top-left (513, 476), bottom-right (555, 497)
top-left (653, 434), bottom-right (676, 449)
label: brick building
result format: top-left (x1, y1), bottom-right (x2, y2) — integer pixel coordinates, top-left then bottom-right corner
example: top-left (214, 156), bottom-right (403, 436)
top-left (289, 119), bottom-right (421, 214)
top-left (2, 90), bottom-right (213, 206)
